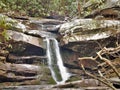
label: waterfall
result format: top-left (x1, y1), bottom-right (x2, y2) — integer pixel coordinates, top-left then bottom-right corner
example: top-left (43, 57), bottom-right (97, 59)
top-left (45, 38), bottom-right (71, 84)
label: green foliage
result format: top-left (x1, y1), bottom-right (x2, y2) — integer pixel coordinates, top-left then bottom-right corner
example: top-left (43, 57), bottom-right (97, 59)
top-left (0, 0), bottom-right (105, 18)
top-left (0, 1), bottom-right (6, 11)
top-left (1, 29), bottom-right (9, 41)
top-left (0, 0), bottom-right (49, 17)
top-left (0, 0), bottom-right (81, 17)
top-left (0, 15), bottom-right (12, 42)
top-left (0, 15), bottom-right (11, 29)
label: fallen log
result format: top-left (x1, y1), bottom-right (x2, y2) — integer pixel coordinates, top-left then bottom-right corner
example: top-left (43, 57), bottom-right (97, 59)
top-left (8, 54), bottom-right (47, 64)
top-left (53, 79), bottom-right (105, 88)
top-left (0, 74), bottom-right (37, 82)
top-left (0, 63), bottom-right (40, 76)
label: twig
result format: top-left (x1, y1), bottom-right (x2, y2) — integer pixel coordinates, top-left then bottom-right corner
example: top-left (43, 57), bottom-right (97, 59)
top-left (81, 64), bottom-right (116, 90)
top-left (78, 56), bottom-right (96, 60)
top-left (98, 70), bottom-right (112, 85)
top-left (97, 49), bottom-right (120, 79)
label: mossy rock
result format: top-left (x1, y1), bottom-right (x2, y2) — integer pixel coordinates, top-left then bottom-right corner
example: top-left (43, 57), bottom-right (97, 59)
top-left (38, 65), bottom-right (56, 85)
top-left (67, 75), bottom-right (82, 82)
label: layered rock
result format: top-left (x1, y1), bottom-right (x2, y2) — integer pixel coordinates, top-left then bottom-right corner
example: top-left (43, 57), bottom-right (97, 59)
top-left (0, 13), bottom-right (120, 87)
top-left (59, 19), bottom-right (120, 44)
top-left (58, 19), bottom-right (120, 78)
top-left (59, 19), bottom-right (120, 53)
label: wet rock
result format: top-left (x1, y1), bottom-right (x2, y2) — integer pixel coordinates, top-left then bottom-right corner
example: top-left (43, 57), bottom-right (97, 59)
top-left (25, 30), bottom-right (58, 38)
top-left (29, 18), bottom-right (64, 32)
top-left (7, 30), bottom-right (44, 48)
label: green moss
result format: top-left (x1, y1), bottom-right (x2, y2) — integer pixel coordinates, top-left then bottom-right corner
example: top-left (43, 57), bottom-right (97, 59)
top-left (52, 65), bottom-right (62, 82)
top-left (37, 65), bottom-right (56, 85)
top-left (67, 75), bottom-right (82, 82)
top-left (48, 77), bottom-right (56, 84)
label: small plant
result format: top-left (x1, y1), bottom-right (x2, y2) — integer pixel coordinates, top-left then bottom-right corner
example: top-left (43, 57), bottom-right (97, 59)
top-left (0, 14), bottom-right (12, 42)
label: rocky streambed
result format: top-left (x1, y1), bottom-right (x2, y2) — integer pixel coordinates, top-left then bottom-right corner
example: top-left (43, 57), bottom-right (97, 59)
top-left (0, 13), bottom-right (120, 90)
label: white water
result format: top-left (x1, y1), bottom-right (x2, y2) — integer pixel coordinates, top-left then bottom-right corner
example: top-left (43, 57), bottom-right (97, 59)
top-left (45, 38), bottom-right (71, 84)
top-left (45, 38), bottom-right (58, 83)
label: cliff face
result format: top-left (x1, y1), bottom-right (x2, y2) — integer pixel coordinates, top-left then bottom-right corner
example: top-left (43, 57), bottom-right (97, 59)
top-left (0, 12), bottom-right (120, 87)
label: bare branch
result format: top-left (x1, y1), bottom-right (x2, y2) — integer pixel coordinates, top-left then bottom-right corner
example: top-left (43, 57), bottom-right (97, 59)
top-left (97, 49), bottom-right (120, 79)
top-left (81, 64), bottom-right (116, 90)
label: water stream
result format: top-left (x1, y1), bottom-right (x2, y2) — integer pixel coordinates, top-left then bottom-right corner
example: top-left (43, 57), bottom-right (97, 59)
top-left (44, 38), bottom-right (71, 84)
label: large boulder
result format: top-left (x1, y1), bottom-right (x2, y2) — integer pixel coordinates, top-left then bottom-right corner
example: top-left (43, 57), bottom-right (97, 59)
top-left (6, 30), bottom-right (47, 64)
top-left (7, 30), bottom-right (44, 48)
top-left (59, 19), bottom-right (120, 44)
top-left (58, 19), bottom-right (120, 76)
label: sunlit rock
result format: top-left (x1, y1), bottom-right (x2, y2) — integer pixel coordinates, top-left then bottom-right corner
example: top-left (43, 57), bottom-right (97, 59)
top-left (29, 18), bottom-right (64, 31)
top-left (7, 30), bottom-right (43, 48)
top-left (59, 19), bottom-right (120, 44)
top-left (25, 30), bottom-right (58, 38)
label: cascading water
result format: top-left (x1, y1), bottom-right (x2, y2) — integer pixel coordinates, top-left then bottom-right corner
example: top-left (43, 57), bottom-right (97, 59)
top-left (44, 38), bottom-right (71, 84)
